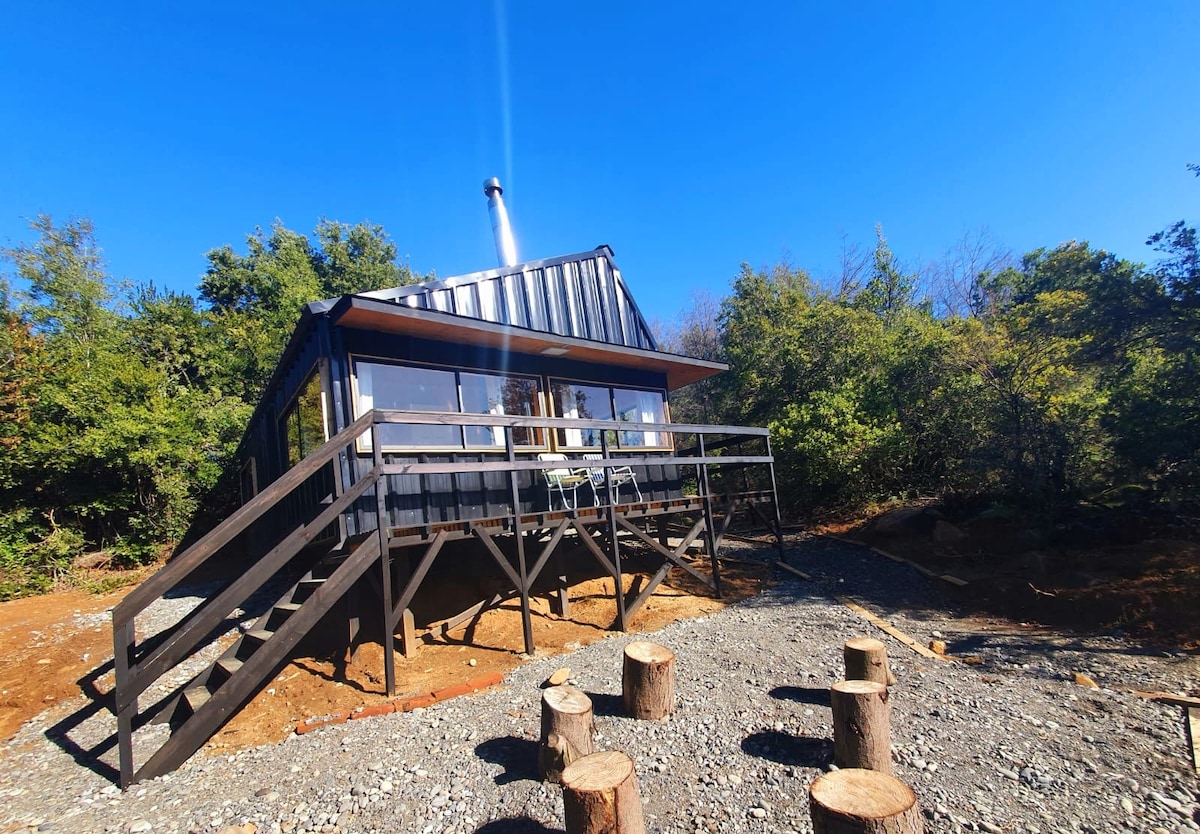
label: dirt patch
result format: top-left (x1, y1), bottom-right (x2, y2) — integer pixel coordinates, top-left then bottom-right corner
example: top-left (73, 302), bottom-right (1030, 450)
top-left (829, 504), bottom-right (1200, 649)
top-left (0, 553), bottom-right (770, 753)
top-left (0, 589), bottom-right (128, 740)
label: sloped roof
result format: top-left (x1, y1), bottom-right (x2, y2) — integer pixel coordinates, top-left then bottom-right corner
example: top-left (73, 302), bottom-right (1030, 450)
top-left (344, 245), bottom-right (658, 351)
top-left (297, 245), bottom-right (724, 390)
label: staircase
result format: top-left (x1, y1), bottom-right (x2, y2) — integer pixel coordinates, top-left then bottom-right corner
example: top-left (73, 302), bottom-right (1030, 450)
top-left (112, 413), bottom-right (384, 787)
top-left (135, 534), bottom-right (378, 783)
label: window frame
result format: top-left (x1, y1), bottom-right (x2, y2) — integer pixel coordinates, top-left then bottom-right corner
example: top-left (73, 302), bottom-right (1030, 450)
top-left (279, 367), bottom-right (332, 469)
top-left (547, 376), bottom-right (674, 453)
top-left (239, 457), bottom-right (258, 505)
top-left (348, 354), bottom-right (548, 455)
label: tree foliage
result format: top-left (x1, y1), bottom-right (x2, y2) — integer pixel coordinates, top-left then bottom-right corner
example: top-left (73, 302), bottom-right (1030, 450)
top-left (671, 210), bottom-right (1200, 519)
top-left (0, 215), bottom-right (417, 597)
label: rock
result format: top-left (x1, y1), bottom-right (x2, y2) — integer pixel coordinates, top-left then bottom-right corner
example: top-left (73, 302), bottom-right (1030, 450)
top-left (128, 823), bottom-right (153, 833)
top-left (930, 639), bottom-right (948, 655)
top-left (933, 520), bottom-right (969, 544)
top-left (870, 506), bottom-right (941, 536)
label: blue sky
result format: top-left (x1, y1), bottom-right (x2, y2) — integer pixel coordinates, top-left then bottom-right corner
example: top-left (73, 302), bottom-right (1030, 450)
top-left (2, 2), bottom-right (1197, 322)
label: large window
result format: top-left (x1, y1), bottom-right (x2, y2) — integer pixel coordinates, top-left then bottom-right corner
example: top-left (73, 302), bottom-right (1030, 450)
top-left (281, 370), bottom-right (331, 468)
top-left (550, 380), bottom-right (669, 450)
top-left (353, 358), bottom-right (544, 452)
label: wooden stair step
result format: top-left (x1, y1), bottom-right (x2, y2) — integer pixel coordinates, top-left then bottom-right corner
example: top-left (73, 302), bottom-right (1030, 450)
top-left (213, 657), bottom-right (243, 680)
top-left (183, 686), bottom-right (211, 713)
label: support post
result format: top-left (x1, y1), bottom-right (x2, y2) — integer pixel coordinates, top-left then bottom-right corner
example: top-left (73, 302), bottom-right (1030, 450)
top-left (552, 548), bottom-right (571, 618)
top-left (601, 432), bottom-right (627, 632)
top-left (765, 434), bottom-right (786, 560)
top-left (373, 425), bottom-right (396, 696)
top-left (697, 433), bottom-right (723, 598)
top-left (506, 426), bottom-right (535, 655)
top-left (113, 618), bottom-right (135, 788)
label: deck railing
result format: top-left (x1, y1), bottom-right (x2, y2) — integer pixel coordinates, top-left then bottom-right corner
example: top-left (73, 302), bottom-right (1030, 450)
top-left (112, 409), bottom-right (779, 785)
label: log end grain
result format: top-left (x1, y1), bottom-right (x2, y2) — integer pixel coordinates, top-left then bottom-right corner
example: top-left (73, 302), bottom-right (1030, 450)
top-left (809, 768), bottom-right (922, 833)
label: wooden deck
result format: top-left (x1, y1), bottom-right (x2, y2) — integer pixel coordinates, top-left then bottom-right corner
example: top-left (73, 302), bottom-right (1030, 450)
top-left (111, 410), bottom-right (781, 786)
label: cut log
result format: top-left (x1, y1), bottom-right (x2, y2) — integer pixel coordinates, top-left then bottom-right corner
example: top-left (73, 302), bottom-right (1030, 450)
top-left (622, 641), bottom-right (675, 720)
top-left (561, 750), bottom-right (646, 834)
top-left (831, 679), bottom-right (892, 773)
top-left (538, 685), bottom-right (595, 782)
top-left (844, 636), bottom-right (896, 686)
top-left (809, 768), bottom-right (923, 834)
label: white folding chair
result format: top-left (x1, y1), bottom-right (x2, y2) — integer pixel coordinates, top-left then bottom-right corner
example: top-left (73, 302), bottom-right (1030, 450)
top-left (581, 453), bottom-right (642, 505)
top-left (537, 453), bottom-right (589, 510)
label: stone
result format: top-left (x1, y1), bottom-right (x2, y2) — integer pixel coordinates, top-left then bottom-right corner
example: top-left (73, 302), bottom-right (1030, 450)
top-left (933, 520), bottom-right (969, 544)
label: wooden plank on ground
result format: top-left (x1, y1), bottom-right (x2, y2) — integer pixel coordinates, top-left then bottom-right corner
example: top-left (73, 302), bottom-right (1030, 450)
top-left (776, 561), bottom-right (813, 581)
top-left (835, 596), bottom-right (948, 661)
top-left (1188, 707), bottom-right (1200, 774)
top-left (939, 574), bottom-right (970, 587)
top-left (1133, 691), bottom-right (1200, 708)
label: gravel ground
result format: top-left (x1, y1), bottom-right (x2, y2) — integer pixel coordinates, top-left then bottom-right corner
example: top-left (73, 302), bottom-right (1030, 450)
top-left (1, 536), bottom-right (1198, 834)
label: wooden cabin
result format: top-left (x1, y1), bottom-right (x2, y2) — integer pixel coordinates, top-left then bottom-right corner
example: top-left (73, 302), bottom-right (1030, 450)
top-left (111, 241), bottom-right (782, 787)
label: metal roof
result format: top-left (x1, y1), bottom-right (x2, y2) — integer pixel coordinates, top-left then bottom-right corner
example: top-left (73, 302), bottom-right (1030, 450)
top-left (344, 246), bottom-right (658, 352)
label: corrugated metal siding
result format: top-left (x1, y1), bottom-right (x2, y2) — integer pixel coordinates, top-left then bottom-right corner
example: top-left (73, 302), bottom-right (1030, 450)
top-left (362, 249), bottom-right (657, 351)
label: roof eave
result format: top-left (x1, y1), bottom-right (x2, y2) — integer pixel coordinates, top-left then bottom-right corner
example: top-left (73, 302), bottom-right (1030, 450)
top-left (331, 294), bottom-right (725, 390)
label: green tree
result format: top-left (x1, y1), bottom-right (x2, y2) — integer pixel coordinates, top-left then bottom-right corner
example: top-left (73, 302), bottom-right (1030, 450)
top-left (201, 219), bottom-right (420, 398)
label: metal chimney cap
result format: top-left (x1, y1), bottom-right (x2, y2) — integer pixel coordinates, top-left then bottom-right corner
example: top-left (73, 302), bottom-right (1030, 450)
top-left (483, 177), bottom-right (503, 196)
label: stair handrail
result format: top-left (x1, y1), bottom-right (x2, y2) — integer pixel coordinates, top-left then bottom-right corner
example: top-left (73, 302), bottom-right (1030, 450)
top-left (116, 472), bottom-right (379, 714)
top-left (113, 410), bottom-right (375, 629)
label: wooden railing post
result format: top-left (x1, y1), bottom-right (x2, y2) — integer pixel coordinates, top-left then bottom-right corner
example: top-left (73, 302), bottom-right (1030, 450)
top-left (601, 432), bottom-right (628, 630)
top-left (765, 434), bottom-right (785, 559)
top-left (506, 426), bottom-right (535, 655)
top-left (114, 618), bottom-right (136, 787)
top-left (697, 433), bottom-right (723, 598)
top-left (373, 421), bottom-right (397, 696)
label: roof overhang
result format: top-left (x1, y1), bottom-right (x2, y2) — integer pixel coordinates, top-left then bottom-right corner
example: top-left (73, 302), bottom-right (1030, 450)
top-left (328, 295), bottom-right (725, 390)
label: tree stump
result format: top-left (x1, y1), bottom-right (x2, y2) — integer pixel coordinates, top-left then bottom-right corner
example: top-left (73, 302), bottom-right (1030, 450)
top-left (562, 750), bottom-right (646, 834)
top-left (809, 768), bottom-right (923, 834)
top-left (831, 679), bottom-right (893, 773)
top-left (538, 685), bottom-right (595, 782)
top-left (622, 641), bottom-right (675, 720)
top-left (844, 637), bottom-right (896, 686)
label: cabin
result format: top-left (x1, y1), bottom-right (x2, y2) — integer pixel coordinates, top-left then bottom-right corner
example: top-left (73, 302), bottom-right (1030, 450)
top-left (110, 183), bottom-right (783, 786)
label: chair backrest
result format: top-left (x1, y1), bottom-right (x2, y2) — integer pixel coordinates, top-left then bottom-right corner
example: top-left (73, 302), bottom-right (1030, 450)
top-left (580, 453), bottom-right (606, 485)
top-left (538, 453), bottom-right (573, 483)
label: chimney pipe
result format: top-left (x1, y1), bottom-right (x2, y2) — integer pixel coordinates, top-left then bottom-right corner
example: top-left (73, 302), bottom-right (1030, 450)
top-left (483, 177), bottom-right (518, 268)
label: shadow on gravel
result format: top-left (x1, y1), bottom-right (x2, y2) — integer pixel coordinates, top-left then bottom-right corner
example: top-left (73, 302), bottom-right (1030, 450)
top-left (582, 691), bottom-right (624, 717)
top-left (475, 817), bottom-right (560, 833)
top-left (769, 685), bottom-right (831, 707)
top-left (741, 730), bottom-right (832, 768)
top-left (778, 538), bottom-right (957, 621)
top-left (44, 658), bottom-right (121, 784)
top-left (475, 736), bottom-right (539, 784)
